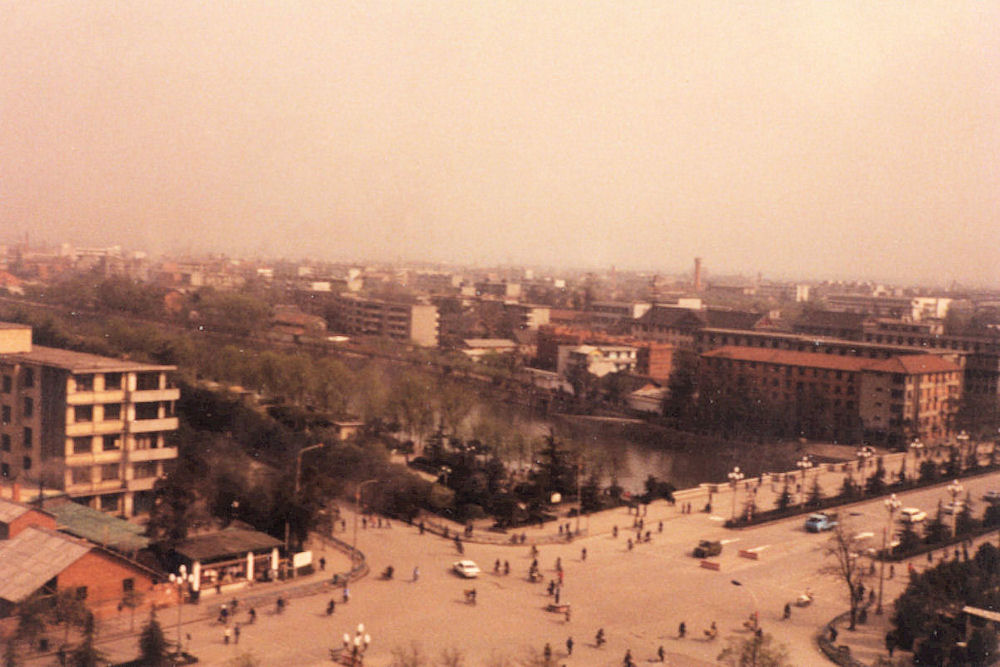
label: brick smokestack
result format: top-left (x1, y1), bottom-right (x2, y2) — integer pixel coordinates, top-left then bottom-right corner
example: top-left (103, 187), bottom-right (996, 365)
top-left (693, 257), bottom-right (703, 292)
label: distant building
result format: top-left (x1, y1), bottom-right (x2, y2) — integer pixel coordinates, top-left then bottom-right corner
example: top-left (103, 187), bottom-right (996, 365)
top-left (824, 294), bottom-right (952, 321)
top-left (700, 346), bottom-right (962, 445)
top-left (0, 322), bottom-right (180, 516)
top-left (588, 301), bottom-right (652, 331)
top-left (461, 338), bottom-right (519, 362)
top-left (793, 310), bottom-right (873, 341)
top-left (558, 345), bottom-right (638, 378)
top-left (336, 295), bottom-right (440, 347)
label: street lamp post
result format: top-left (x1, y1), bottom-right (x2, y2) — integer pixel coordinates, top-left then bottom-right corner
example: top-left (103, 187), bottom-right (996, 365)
top-left (877, 493), bottom-right (901, 615)
top-left (957, 430), bottom-right (971, 470)
top-left (168, 566), bottom-right (194, 655)
top-left (285, 443), bottom-right (326, 558)
top-left (908, 440), bottom-right (924, 480)
top-left (796, 456), bottom-right (813, 505)
top-left (731, 579), bottom-right (760, 667)
top-left (728, 467), bottom-right (744, 520)
top-left (948, 479), bottom-right (964, 537)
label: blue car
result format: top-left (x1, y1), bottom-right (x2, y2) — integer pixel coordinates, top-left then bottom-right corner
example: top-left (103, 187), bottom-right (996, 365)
top-left (805, 512), bottom-right (838, 532)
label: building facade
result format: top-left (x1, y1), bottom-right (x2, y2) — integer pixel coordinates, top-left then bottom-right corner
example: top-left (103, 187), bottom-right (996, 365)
top-left (700, 346), bottom-right (961, 446)
top-left (0, 322), bottom-right (179, 516)
top-left (336, 295), bottom-right (440, 347)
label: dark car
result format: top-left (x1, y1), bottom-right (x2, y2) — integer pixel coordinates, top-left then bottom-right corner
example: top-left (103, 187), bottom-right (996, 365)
top-left (693, 540), bottom-right (722, 558)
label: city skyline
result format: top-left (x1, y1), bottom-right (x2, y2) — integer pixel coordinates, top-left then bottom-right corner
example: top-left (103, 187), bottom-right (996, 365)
top-left (2, 2), bottom-right (998, 287)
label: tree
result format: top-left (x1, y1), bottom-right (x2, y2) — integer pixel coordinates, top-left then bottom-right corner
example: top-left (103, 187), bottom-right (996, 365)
top-left (717, 632), bottom-right (791, 667)
top-left (138, 610), bottom-right (169, 667)
top-left (806, 475), bottom-right (823, 507)
top-left (866, 458), bottom-right (887, 496)
top-left (823, 522), bottom-right (869, 630)
top-left (918, 460), bottom-right (939, 484)
top-left (68, 612), bottom-right (105, 667)
top-left (389, 642), bottom-right (428, 667)
top-left (3, 639), bottom-right (17, 667)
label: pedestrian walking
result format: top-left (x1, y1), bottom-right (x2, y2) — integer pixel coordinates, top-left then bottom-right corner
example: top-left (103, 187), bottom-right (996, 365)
top-left (413, 566), bottom-right (419, 582)
top-left (658, 520), bottom-right (663, 533)
top-left (343, 586), bottom-right (350, 603)
top-left (234, 624), bottom-right (240, 644)
top-left (889, 564), bottom-right (895, 579)
top-left (554, 588), bottom-right (560, 604)
top-left (558, 569), bottom-right (564, 585)
top-left (657, 645), bottom-right (665, 662)
top-left (419, 521), bottom-right (425, 535)
top-left (566, 636), bottom-right (573, 655)
top-left (627, 538), bottom-right (633, 551)
top-left (494, 559), bottom-right (501, 573)
top-left (613, 525), bottom-right (618, 538)
top-left (565, 607), bottom-right (571, 623)
top-left (248, 607), bottom-right (256, 624)
top-left (543, 643), bottom-right (552, 661)
top-left (581, 547), bottom-right (587, 561)
top-left (319, 557), bottom-right (326, 571)
top-left (556, 557), bottom-right (562, 572)
top-left (224, 627), bottom-right (231, 645)
top-left (678, 621), bottom-right (686, 638)
top-left (623, 648), bottom-right (634, 666)
top-left (326, 599), bottom-right (336, 615)
top-left (504, 560), bottom-right (510, 575)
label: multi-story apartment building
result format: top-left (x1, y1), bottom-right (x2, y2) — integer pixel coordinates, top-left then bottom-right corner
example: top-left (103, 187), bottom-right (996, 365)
top-left (700, 346), bottom-right (961, 445)
top-left (587, 301), bottom-right (652, 331)
top-left (336, 295), bottom-right (439, 347)
top-left (824, 294), bottom-right (952, 321)
top-left (0, 322), bottom-right (179, 516)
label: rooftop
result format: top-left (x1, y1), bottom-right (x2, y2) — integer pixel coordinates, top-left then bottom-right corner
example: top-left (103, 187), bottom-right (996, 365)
top-left (0, 527), bottom-right (90, 603)
top-left (46, 500), bottom-right (150, 553)
top-left (1, 345), bottom-right (175, 373)
top-left (174, 527), bottom-right (282, 562)
top-left (703, 346), bottom-right (960, 375)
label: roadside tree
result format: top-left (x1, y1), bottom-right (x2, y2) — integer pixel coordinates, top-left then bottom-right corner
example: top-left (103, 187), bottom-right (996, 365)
top-left (822, 522), bottom-right (869, 630)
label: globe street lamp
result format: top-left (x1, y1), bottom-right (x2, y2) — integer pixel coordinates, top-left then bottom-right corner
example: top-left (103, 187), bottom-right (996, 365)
top-left (728, 467), bottom-right (745, 520)
top-left (877, 493), bottom-right (901, 615)
top-left (286, 443), bottom-right (326, 558)
top-left (957, 430), bottom-right (971, 469)
top-left (168, 565), bottom-right (195, 655)
top-left (796, 456), bottom-right (813, 505)
top-left (948, 479), bottom-right (964, 537)
top-left (908, 440), bottom-right (924, 479)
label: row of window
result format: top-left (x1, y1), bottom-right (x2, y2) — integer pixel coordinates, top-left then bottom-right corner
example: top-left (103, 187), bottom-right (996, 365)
top-left (0, 398), bottom-right (32, 423)
top-left (0, 428), bottom-right (31, 451)
top-left (0, 369), bottom-right (33, 392)
top-left (71, 433), bottom-right (163, 454)
top-left (69, 461), bottom-right (159, 484)
top-left (73, 402), bottom-right (172, 423)
top-left (0, 458), bottom-right (31, 477)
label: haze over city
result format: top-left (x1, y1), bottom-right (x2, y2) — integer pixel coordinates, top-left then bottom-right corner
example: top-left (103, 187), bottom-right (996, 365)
top-left (2, 2), bottom-right (998, 286)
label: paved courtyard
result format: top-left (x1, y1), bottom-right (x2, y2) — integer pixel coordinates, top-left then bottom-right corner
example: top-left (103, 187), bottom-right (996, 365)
top-left (27, 449), bottom-right (1000, 666)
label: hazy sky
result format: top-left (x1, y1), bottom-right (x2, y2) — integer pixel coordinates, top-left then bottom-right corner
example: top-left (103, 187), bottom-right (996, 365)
top-left (2, 2), bottom-right (998, 285)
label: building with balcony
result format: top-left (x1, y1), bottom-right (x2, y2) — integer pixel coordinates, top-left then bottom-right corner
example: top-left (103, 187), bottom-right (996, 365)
top-left (700, 346), bottom-right (962, 446)
top-left (336, 295), bottom-right (439, 347)
top-left (0, 322), bottom-right (179, 516)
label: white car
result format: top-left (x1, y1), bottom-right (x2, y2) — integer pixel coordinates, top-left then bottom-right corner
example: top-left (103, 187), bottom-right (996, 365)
top-left (900, 507), bottom-right (927, 524)
top-left (452, 560), bottom-right (481, 578)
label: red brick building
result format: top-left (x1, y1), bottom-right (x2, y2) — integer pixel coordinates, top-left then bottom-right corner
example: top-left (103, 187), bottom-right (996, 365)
top-left (700, 346), bottom-right (961, 446)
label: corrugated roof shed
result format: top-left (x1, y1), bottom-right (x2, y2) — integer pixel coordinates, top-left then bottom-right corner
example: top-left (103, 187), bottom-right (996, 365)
top-left (47, 501), bottom-right (150, 552)
top-left (0, 527), bottom-right (90, 603)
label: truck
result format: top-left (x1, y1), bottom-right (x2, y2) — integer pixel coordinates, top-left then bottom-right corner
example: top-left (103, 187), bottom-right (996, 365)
top-left (804, 512), bottom-right (838, 532)
top-left (693, 539), bottom-right (722, 558)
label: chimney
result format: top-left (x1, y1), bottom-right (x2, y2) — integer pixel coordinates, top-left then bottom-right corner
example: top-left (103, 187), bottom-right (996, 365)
top-left (693, 257), bottom-right (703, 292)
top-left (12, 482), bottom-right (20, 503)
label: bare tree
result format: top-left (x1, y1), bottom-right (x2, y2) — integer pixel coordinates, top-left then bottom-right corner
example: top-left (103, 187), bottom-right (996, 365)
top-left (390, 642), bottom-right (428, 667)
top-left (822, 522), bottom-right (869, 630)
top-left (718, 632), bottom-right (791, 667)
top-left (436, 647), bottom-right (466, 667)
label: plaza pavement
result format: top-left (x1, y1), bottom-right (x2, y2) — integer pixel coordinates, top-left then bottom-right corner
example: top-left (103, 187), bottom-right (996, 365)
top-left (25, 445), bottom-right (1000, 666)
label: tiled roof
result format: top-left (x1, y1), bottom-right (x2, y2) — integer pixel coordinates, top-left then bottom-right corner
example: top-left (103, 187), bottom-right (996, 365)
top-left (794, 310), bottom-right (871, 329)
top-left (703, 346), bottom-right (960, 375)
top-left (0, 498), bottom-right (34, 523)
top-left (174, 527), bottom-right (282, 562)
top-left (703, 346), bottom-right (872, 371)
top-left (704, 310), bottom-right (766, 330)
top-left (636, 307), bottom-right (705, 328)
top-left (865, 355), bottom-right (961, 374)
top-left (0, 527), bottom-right (90, 603)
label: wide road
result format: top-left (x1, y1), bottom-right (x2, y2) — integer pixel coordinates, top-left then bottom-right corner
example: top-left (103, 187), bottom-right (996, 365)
top-left (88, 470), bottom-right (1000, 666)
